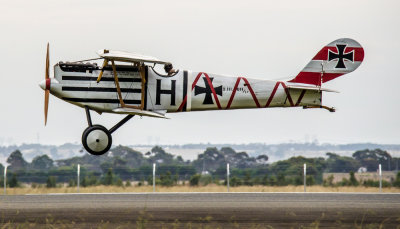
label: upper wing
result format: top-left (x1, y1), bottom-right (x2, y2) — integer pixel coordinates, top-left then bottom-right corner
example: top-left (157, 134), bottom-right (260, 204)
top-left (97, 49), bottom-right (168, 64)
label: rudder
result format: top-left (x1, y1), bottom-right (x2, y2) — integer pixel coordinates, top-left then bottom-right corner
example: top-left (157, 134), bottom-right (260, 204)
top-left (289, 38), bottom-right (364, 86)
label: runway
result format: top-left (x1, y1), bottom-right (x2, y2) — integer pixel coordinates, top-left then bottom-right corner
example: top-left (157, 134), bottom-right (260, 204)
top-left (1, 192), bottom-right (399, 228)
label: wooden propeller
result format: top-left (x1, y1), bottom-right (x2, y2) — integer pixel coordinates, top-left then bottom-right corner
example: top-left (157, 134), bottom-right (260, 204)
top-left (44, 43), bottom-right (50, 125)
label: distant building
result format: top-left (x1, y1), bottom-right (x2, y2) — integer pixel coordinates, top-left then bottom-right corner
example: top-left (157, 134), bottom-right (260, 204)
top-left (323, 172), bottom-right (396, 183)
top-left (357, 167), bottom-right (367, 173)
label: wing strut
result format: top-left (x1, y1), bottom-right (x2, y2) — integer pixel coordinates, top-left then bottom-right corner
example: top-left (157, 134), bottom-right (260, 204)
top-left (108, 60), bottom-right (145, 110)
top-left (96, 51), bottom-right (149, 110)
top-left (140, 65), bottom-right (146, 109)
top-left (96, 59), bottom-right (108, 83)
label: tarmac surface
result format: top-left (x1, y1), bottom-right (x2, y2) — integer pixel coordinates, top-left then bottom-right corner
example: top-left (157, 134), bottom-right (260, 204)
top-left (0, 192), bottom-right (399, 228)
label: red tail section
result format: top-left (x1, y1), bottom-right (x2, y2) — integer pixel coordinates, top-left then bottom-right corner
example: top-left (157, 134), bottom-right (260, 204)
top-left (289, 38), bottom-right (364, 86)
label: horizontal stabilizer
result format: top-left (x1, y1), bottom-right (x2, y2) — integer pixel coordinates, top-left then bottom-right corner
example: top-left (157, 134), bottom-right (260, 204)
top-left (112, 108), bottom-right (167, 119)
top-left (286, 85), bottom-right (339, 93)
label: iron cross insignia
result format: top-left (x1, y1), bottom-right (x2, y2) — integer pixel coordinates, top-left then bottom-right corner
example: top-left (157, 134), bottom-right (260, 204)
top-left (328, 44), bottom-right (354, 69)
top-left (194, 77), bottom-right (222, 105)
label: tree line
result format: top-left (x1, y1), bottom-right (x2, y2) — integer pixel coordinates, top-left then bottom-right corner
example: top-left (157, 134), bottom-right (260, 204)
top-left (0, 146), bottom-right (399, 188)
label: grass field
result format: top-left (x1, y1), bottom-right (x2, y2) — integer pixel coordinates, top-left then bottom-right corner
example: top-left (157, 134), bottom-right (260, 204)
top-left (2, 184), bottom-right (400, 195)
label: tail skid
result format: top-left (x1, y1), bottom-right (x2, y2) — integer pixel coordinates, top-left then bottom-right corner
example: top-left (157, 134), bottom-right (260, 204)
top-left (303, 105), bottom-right (336, 112)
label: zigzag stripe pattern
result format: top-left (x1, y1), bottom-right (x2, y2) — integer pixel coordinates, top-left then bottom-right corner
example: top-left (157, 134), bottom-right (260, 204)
top-left (177, 73), bottom-right (306, 112)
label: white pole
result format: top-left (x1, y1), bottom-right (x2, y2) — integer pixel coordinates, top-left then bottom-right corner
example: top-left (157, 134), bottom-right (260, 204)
top-left (227, 163), bottom-right (230, 192)
top-left (304, 163), bottom-right (306, 192)
top-left (153, 163), bottom-right (156, 192)
top-left (3, 166), bottom-right (7, 195)
top-left (379, 164), bottom-right (382, 193)
top-left (77, 164), bottom-right (80, 193)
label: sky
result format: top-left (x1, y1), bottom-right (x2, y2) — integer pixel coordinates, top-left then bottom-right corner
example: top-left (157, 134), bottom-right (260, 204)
top-left (0, 0), bottom-right (399, 146)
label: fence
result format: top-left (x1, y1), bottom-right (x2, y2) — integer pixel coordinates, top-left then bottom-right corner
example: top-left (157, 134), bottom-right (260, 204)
top-left (1, 162), bottom-right (398, 195)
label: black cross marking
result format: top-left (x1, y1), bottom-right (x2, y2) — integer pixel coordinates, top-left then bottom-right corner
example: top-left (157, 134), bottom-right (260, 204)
top-left (328, 44), bottom-right (354, 69)
top-left (194, 77), bottom-right (222, 105)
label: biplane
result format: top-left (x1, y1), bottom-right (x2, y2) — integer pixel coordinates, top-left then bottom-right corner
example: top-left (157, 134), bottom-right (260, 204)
top-left (39, 38), bottom-right (364, 155)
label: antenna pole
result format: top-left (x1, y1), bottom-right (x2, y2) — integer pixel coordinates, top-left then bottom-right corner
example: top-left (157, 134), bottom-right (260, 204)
top-left (153, 163), bottom-right (156, 192)
top-left (304, 163), bottom-right (307, 192)
top-left (227, 163), bottom-right (230, 192)
top-left (4, 166), bottom-right (7, 195)
top-left (77, 164), bottom-right (80, 193)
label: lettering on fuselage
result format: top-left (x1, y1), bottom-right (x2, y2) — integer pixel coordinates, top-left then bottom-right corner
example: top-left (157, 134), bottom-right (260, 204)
top-left (156, 79), bottom-right (176, 106)
top-left (223, 86), bottom-right (250, 94)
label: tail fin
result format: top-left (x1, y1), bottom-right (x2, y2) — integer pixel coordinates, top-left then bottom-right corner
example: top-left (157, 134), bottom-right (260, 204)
top-left (289, 38), bottom-right (364, 86)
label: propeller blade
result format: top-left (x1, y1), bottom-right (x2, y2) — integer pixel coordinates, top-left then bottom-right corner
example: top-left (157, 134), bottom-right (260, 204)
top-left (44, 43), bottom-right (50, 125)
top-left (45, 43), bottom-right (49, 79)
top-left (44, 89), bottom-right (49, 125)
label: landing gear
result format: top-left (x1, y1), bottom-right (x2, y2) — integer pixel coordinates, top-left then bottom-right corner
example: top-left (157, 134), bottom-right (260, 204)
top-left (82, 106), bottom-right (134, 156)
top-left (82, 125), bottom-right (112, 155)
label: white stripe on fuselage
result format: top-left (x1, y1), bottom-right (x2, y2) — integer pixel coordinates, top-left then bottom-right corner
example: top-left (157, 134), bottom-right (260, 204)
top-left (186, 70), bottom-right (192, 112)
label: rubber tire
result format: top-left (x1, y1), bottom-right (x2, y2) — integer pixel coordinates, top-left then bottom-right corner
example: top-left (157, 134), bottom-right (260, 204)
top-left (81, 125), bottom-right (112, 156)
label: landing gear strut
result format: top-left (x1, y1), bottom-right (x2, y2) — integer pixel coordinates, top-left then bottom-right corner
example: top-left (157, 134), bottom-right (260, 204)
top-left (81, 106), bottom-right (134, 155)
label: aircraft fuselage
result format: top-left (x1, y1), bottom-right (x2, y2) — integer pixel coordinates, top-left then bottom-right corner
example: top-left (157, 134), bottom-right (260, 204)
top-left (47, 63), bottom-right (322, 114)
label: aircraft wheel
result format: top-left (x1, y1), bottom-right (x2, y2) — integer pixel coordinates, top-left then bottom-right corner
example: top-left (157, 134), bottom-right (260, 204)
top-left (82, 125), bottom-right (112, 156)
